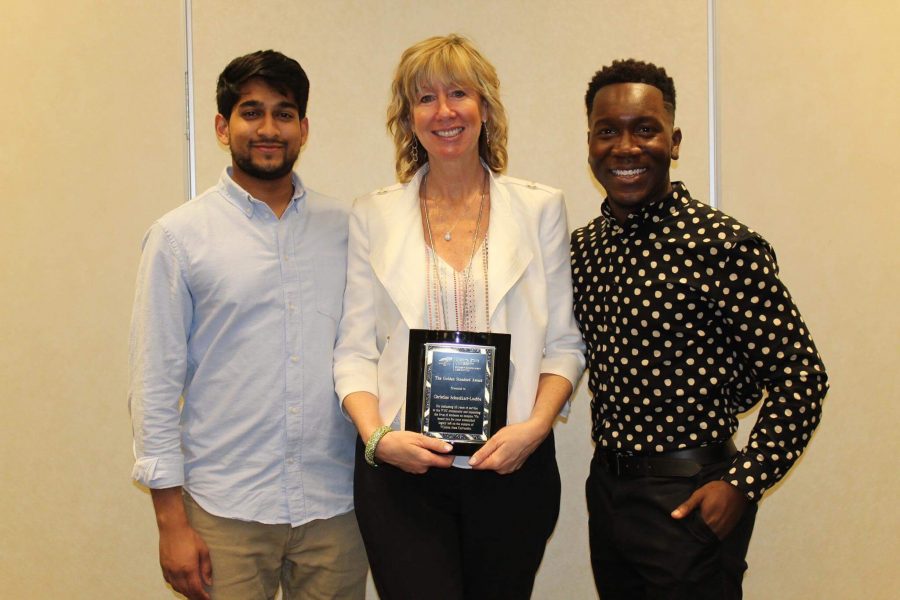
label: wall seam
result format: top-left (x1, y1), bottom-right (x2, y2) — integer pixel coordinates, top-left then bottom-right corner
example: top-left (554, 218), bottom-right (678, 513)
top-left (707, 0), bottom-right (719, 208)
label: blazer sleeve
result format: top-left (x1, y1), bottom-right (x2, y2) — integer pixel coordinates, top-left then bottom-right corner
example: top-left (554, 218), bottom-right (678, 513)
top-left (333, 197), bottom-right (381, 414)
top-left (538, 191), bottom-right (586, 389)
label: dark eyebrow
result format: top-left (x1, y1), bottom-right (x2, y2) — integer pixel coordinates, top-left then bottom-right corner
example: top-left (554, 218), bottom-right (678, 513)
top-left (590, 117), bottom-right (615, 128)
top-left (236, 99), bottom-right (299, 111)
top-left (591, 114), bottom-right (663, 126)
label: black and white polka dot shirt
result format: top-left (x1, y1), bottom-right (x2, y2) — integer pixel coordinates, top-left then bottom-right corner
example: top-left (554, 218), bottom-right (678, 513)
top-left (571, 183), bottom-right (828, 501)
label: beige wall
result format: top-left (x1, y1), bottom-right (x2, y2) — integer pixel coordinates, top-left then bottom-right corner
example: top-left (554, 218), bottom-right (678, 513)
top-left (717, 3), bottom-right (900, 599)
top-left (0, 1), bottom-right (186, 598)
top-left (1, 1), bottom-right (895, 599)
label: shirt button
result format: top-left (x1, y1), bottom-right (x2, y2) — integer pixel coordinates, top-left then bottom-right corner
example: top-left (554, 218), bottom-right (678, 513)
top-left (290, 406), bottom-right (299, 414)
top-left (290, 355), bottom-right (299, 363)
top-left (288, 303), bottom-right (296, 311)
top-left (286, 458), bottom-right (294, 465)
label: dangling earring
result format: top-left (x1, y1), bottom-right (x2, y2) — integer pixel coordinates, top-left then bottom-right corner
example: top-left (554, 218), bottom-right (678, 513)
top-left (483, 121), bottom-right (490, 149)
top-left (411, 135), bottom-right (419, 164)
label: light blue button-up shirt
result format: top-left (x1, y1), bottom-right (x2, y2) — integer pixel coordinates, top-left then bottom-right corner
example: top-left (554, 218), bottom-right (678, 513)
top-left (129, 168), bottom-right (355, 526)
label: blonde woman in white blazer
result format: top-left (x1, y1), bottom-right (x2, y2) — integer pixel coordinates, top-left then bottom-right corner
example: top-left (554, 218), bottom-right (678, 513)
top-left (333, 34), bottom-right (585, 600)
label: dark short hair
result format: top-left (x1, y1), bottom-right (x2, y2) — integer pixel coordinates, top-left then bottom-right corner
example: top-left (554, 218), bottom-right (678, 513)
top-left (585, 59), bottom-right (676, 117)
top-left (216, 50), bottom-right (310, 119)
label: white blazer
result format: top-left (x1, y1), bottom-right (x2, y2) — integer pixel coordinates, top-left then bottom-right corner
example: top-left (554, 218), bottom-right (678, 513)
top-left (334, 166), bottom-right (585, 428)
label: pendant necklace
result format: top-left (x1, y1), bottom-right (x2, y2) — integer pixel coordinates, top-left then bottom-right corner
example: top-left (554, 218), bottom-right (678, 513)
top-left (443, 217), bottom-right (460, 241)
top-left (422, 176), bottom-right (485, 242)
top-left (422, 170), bottom-right (490, 330)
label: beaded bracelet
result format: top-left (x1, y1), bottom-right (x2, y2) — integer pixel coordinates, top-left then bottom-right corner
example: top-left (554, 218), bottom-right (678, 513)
top-left (364, 425), bottom-right (393, 467)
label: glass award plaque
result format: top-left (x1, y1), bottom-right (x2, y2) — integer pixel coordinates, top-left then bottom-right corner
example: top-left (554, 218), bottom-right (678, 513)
top-left (405, 329), bottom-right (511, 456)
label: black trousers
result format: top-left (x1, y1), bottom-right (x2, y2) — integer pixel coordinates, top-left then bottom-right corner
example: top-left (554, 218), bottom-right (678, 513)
top-left (354, 433), bottom-right (560, 600)
top-left (587, 451), bottom-right (757, 600)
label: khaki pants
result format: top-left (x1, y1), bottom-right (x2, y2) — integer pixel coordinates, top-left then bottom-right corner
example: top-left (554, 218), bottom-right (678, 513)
top-left (184, 493), bottom-right (368, 600)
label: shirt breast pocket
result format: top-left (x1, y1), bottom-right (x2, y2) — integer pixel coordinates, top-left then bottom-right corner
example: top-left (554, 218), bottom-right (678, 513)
top-left (314, 255), bottom-right (347, 321)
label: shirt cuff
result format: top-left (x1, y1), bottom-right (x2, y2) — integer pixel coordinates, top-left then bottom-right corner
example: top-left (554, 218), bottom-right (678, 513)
top-left (131, 456), bottom-right (184, 489)
top-left (723, 452), bottom-right (771, 502)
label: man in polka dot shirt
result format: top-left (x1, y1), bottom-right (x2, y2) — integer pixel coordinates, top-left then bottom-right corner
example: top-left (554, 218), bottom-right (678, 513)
top-left (571, 59), bottom-right (828, 599)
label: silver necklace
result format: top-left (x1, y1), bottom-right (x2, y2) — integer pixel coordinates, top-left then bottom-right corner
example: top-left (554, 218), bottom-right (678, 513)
top-left (422, 170), bottom-right (489, 330)
top-left (421, 177), bottom-right (485, 242)
top-left (443, 219), bottom-right (460, 242)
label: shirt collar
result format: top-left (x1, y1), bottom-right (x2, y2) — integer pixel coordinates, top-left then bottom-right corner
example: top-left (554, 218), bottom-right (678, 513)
top-left (218, 167), bottom-right (307, 218)
top-left (601, 181), bottom-right (691, 229)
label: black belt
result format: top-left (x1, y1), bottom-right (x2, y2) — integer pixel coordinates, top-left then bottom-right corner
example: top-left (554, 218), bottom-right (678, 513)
top-left (595, 439), bottom-right (737, 478)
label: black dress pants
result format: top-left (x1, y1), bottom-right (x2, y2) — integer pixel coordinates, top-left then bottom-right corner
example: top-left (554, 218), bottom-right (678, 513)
top-left (354, 433), bottom-right (560, 600)
top-left (587, 452), bottom-right (757, 600)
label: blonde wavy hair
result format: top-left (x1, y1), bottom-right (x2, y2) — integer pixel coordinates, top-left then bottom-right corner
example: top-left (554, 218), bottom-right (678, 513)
top-left (387, 34), bottom-right (509, 183)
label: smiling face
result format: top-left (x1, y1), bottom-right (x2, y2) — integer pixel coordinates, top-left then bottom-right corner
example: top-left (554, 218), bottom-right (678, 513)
top-left (588, 83), bottom-right (682, 223)
top-left (411, 80), bottom-right (485, 167)
top-left (215, 77), bottom-right (308, 187)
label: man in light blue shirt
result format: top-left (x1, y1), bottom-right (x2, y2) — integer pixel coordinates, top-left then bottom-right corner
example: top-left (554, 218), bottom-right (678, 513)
top-left (129, 50), bottom-right (366, 600)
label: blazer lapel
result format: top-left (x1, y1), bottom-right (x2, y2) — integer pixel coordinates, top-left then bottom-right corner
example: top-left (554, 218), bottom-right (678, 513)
top-left (369, 168), bottom-right (533, 329)
top-left (486, 173), bottom-right (533, 322)
top-left (369, 169), bottom-right (428, 329)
